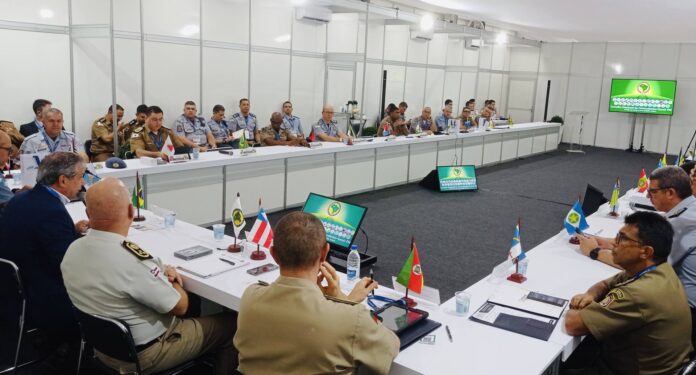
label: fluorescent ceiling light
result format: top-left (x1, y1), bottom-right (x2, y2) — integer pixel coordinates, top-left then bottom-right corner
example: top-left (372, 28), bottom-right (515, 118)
top-left (39, 8), bottom-right (54, 19)
top-left (179, 24), bottom-right (199, 37)
top-left (421, 0), bottom-right (467, 11)
top-left (420, 14), bottom-right (434, 31)
top-left (613, 64), bottom-right (623, 74)
top-left (496, 32), bottom-right (508, 44)
top-left (274, 34), bottom-right (291, 43)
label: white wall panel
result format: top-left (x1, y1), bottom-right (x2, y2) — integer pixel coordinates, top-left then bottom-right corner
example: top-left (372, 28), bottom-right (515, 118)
top-left (509, 47), bottom-right (539, 72)
top-left (291, 57), bottom-right (325, 126)
top-left (463, 48), bottom-right (479, 66)
top-left (366, 21), bottom-right (384, 59)
top-left (459, 73), bottom-right (477, 109)
top-left (533, 75), bottom-right (567, 122)
top-left (72, 38), bottom-right (112, 140)
top-left (71, 0), bottom-right (108, 25)
top-left (363, 63), bottom-right (383, 125)
top-left (668, 79), bottom-right (696, 154)
top-left (570, 43), bottom-right (605, 77)
top-left (326, 69), bottom-right (354, 112)
top-left (404, 67), bottom-right (426, 111)
top-left (443, 72), bottom-right (461, 112)
top-left (641, 44), bottom-right (679, 79)
top-left (446, 39), bottom-right (464, 66)
top-left (251, 0), bottom-right (292, 49)
top-left (539, 43), bottom-right (571, 74)
top-left (144, 42), bottom-right (200, 125)
top-left (477, 72), bottom-right (491, 105)
top-left (114, 38), bottom-right (143, 122)
top-left (202, 47), bottom-right (248, 116)
top-left (143, 0), bottom-right (199, 38)
top-left (384, 25), bottom-right (409, 62)
top-left (384, 65), bottom-right (406, 105)
top-left (113, 0), bottom-right (140, 32)
top-left (425, 68), bottom-right (445, 109)
top-left (478, 46), bottom-right (492, 69)
top-left (490, 45), bottom-right (508, 71)
top-left (292, 18), bottom-right (327, 53)
top-left (0, 0), bottom-right (69, 26)
top-left (249, 52), bottom-right (290, 124)
top-left (407, 38), bottom-right (428, 64)
top-left (203, 0), bottom-right (249, 44)
top-left (678, 44), bottom-right (696, 78)
top-left (427, 34), bottom-right (448, 66)
top-left (327, 14), bottom-right (358, 53)
top-left (0, 30), bottom-right (71, 128)
top-left (564, 77), bottom-right (602, 144)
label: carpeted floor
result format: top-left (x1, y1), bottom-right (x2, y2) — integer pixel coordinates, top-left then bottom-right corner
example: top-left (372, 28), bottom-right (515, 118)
top-left (260, 144), bottom-right (662, 300)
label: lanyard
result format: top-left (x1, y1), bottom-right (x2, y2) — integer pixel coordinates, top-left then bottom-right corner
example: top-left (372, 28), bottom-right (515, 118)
top-left (632, 264), bottom-right (657, 280)
top-left (39, 129), bottom-right (59, 153)
top-left (367, 295), bottom-right (406, 311)
top-left (149, 131), bottom-right (164, 150)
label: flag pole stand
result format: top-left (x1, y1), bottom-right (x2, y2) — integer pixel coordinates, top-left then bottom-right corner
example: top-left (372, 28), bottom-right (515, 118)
top-left (568, 236), bottom-right (580, 245)
top-left (402, 289), bottom-right (417, 308)
top-left (227, 235), bottom-right (241, 253)
top-left (507, 262), bottom-right (527, 283)
top-left (250, 243), bottom-right (266, 261)
top-left (608, 210), bottom-right (619, 218)
top-left (133, 206), bottom-right (145, 222)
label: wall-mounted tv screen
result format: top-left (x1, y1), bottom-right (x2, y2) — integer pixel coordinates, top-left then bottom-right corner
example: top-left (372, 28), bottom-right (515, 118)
top-left (609, 79), bottom-right (676, 116)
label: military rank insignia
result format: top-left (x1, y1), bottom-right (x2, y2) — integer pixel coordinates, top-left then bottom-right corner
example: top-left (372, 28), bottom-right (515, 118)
top-left (122, 240), bottom-right (153, 260)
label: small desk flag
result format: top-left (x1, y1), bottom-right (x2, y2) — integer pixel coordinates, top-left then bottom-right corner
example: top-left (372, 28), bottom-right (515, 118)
top-left (564, 199), bottom-right (589, 235)
top-left (637, 169), bottom-right (648, 193)
top-left (396, 239), bottom-right (424, 294)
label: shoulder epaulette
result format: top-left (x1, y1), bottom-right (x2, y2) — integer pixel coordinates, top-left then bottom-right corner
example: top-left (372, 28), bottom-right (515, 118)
top-left (122, 240), bottom-right (153, 260)
top-left (669, 207), bottom-right (688, 219)
top-left (232, 113), bottom-right (242, 119)
top-left (133, 126), bottom-right (144, 133)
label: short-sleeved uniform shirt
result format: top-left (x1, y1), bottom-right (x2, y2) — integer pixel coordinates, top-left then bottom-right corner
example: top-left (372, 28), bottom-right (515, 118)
top-left (410, 116), bottom-right (433, 132)
top-left (281, 115), bottom-right (303, 136)
top-left (228, 112), bottom-right (258, 141)
top-left (206, 119), bottom-right (230, 142)
top-left (259, 125), bottom-right (292, 144)
top-left (579, 262), bottom-right (692, 375)
top-left (20, 130), bottom-right (83, 157)
top-left (666, 196), bottom-right (696, 307)
top-left (434, 114), bottom-right (449, 131)
top-left (90, 117), bottom-right (116, 154)
top-left (130, 126), bottom-right (183, 155)
top-left (61, 230), bottom-right (180, 345)
top-left (313, 119), bottom-right (339, 138)
top-left (460, 115), bottom-right (475, 129)
top-left (172, 115), bottom-right (210, 146)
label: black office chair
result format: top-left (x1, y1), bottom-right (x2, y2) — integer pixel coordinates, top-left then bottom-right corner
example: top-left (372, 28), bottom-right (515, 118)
top-left (84, 140), bottom-right (94, 161)
top-left (0, 258), bottom-right (41, 374)
top-left (681, 356), bottom-right (696, 375)
top-left (74, 308), bottom-right (199, 375)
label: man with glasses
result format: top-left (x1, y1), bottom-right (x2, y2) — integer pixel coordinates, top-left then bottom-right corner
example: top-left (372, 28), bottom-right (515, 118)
top-left (563, 211), bottom-right (692, 375)
top-left (313, 105), bottom-right (348, 142)
top-left (410, 107), bottom-right (436, 134)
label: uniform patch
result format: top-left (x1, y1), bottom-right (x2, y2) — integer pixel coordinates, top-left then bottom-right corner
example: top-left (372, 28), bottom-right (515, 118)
top-left (599, 289), bottom-right (624, 307)
top-left (177, 125), bottom-right (183, 132)
top-left (122, 240), bottom-right (153, 260)
top-left (149, 265), bottom-right (161, 279)
top-left (131, 132), bottom-right (140, 138)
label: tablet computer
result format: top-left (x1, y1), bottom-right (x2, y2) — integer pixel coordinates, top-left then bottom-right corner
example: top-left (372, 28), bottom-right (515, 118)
top-left (373, 302), bottom-right (429, 334)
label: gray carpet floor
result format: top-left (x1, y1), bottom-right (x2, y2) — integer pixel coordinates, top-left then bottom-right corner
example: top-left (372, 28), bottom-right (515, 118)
top-left (240, 144), bottom-right (663, 300)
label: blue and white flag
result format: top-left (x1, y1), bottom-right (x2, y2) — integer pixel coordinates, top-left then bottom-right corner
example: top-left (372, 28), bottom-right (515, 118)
top-left (508, 223), bottom-right (526, 262)
top-left (564, 199), bottom-right (589, 235)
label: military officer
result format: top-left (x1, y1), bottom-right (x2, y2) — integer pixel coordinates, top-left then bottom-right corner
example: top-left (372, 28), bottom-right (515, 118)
top-left (564, 211), bottom-right (692, 375)
top-left (234, 212), bottom-right (399, 375)
top-left (130, 106), bottom-right (184, 161)
top-left (313, 105), bottom-right (348, 142)
top-left (410, 107), bottom-right (436, 134)
top-left (460, 107), bottom-right (475, 131)
top-left (259, 112), bottom-right (307, 147)
top-left (377, 104), bottom-right (408, 136)
top-left (228, 98), bottom-right (260, 145)
top-left (20, 108), bottom-right (87, 161)
top-left (61, 178), bottom-right (237, 375)
top-left (207, 104), bottom-right (236, 148)
top-left (434, 106), bottom-right (453, 132)
top-left (90, 104), bottom-right (126, 162)
top-left (172, 101), bottom-right (216, 152)
top-left (281, 101), bottom-right (304, 137)
top-left (118, 104), bottom-right (148, 158)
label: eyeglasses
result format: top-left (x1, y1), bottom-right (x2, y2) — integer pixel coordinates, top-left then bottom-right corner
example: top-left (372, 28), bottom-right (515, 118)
top-left (647, 186), bottom-right (670, 195)
top-left (615, 232), bottom-right (643, 246)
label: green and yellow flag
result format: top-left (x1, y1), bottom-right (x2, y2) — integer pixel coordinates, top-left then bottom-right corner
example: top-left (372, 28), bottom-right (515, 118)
top-left (609, 178), bottom-right (620, 213)
top-left (131, 171), bottom-right (144, 208)
top-left (396, 238), bottom-right (424, 294)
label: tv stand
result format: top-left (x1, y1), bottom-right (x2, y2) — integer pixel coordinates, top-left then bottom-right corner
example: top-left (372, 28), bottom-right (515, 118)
top-left (327, 250), bottom-right (377, 273)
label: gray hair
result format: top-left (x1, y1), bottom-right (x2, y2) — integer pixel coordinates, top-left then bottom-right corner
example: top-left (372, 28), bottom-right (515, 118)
top-left (650, 166), bottom-right (692, 199)
top-left (37, 152), bottom-right (84, 186)
top-left (43, 108), bottom-right (63, 118)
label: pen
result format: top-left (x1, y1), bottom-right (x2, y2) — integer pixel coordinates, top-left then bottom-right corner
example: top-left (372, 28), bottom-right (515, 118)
top-left (370, 268), bottom-right (375, 296)
top-left (445, 325), bottom-right (453, 342)
top-left (219, 258), bottom-right (236, 266)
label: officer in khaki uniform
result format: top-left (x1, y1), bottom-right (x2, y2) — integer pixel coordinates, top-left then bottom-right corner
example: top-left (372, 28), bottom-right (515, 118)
top-left (118, 104), bottom-right (148, 158)
top-left (90, 105), bottom-right (125, 162)
top-left (563, 211), bottom-right (692, 375)
top-left (130, 106), bottom-right (185, 160)
top-left (61, 178), bottom-right (237, 375)
top-left (235, 212), bottom-right (399, 375)
top-left (259, 112), bottom-right (307, 147)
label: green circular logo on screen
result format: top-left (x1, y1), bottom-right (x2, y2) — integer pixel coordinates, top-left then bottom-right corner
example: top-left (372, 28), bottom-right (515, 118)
top-left (453, 167), bottom-right (464, 177)
top-left (637, 82), bottom-right (650, 95)
top-left (328, 202), bottom-right (342, 216)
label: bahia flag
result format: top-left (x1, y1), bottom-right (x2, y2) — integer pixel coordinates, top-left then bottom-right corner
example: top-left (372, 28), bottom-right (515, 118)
top-left (609, 178), bottom-right (620, 213)
top-left (658, 153), bottom-right (667, 168)
top-left (637, 168), bottom-right (648, 193)
top-left (676, 147), bottom-right (685, 166)
top-left (508, 223), bottom-right (526, 263)
top-left (162, 135), bottom-right (175, 158)
top-left (307, 127), bottom-right (316, 142)
top-left (230, 193), bottom-right (246, 238)
top-left (564, 199), bottom-right (589, 235)
top-left (131, 172), bottom-right (144, 208)
top-left (248, 208), bottom-right (273, 248)
top-left (396, 239), bottom-right (424, 294)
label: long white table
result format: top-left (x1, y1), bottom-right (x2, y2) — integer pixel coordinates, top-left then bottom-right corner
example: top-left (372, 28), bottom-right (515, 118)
top-left (66, 186), bottom-right (641, 375)
top-left (92, 122), bottom-right (560, 226)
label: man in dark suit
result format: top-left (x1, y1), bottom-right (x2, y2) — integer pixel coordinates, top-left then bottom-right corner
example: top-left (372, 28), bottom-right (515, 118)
top-left (0, 151), bottom-right (89, 372)
top-left (19, 98), bottom-right (52, 137)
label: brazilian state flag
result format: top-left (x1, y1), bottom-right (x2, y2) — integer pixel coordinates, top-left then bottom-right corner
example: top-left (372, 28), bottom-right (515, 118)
top-left (131, 173), bottom-right (144, 209)
top-left (564, 199), bottom-right (589, 235)
top-left (396, 240), bottom-right (424, 294)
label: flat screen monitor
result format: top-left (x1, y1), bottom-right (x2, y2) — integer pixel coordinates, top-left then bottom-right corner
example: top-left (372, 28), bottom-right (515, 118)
top-left (582, 184), bottom-right (608, 216)
top-left (609, 79), bottom-right (676, 115)
top-left (301, 193), bottom-right (367, 253)
top-left (437, 165), bottom-right (478, 192)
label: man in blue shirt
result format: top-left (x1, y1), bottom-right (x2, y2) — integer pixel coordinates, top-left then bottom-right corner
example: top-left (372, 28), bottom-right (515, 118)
top-left (313, 105), bottom-right (348, 142)
top-left (434, 106), bottom-right (452, 132)
top-left (281, 101), bottom-right (304, 138)
top-left (207, 104), bottom-right (236, 148)
top-left (228, 98), bottom-right (260, 145)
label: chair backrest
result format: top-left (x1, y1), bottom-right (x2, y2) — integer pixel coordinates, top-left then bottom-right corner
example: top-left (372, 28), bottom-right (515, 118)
top-left (681, 357), bottom-right (696, 375)
top-left (73, 308), bottom-right (140, 370)
top-left (0, 258), bottom-right (24, 325)
top-left (84, 139), bottom-right (94, 159)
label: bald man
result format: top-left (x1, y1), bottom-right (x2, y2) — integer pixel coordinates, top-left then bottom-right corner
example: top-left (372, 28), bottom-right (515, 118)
top-left (313, 105), bottom-right (348, 142)
top-left (259, 112), bottom-right (307, 147)
top-left (61, 178), bottom-right (237, 375)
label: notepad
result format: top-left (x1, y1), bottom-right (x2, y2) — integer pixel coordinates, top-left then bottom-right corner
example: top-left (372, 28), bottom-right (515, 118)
top-left (177, 254), bottom-right (249, 278)
top-left (486, 284), bottom-right (568, 319)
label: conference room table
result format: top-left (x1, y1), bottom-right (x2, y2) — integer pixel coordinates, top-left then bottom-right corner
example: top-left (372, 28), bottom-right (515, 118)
top-left (65, 186), bottom-right (642, 375)
top-left (90, 122), bottom-right (561, 226)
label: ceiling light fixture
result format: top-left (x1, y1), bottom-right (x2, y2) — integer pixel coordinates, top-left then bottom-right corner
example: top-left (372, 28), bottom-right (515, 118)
top-left (613, 64), bottom-right (623, 74)
top-left (290, 0), bottom-right (307, 5)
top-left (420, 14), bottom-right (434, 31)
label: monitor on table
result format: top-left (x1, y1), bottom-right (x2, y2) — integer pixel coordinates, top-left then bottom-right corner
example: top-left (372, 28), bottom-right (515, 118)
top-left (437, 165), bottom-right (478, 192)
top-left (301, 193), bottom-right (368, 254)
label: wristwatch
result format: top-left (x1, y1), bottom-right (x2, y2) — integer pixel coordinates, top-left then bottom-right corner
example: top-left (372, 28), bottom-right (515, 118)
top-left (589, 247), bottom-right (600, 260)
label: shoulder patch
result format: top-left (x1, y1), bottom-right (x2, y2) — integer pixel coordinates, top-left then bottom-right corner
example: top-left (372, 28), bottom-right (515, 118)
top-left (122, 240), bottom-right (153, 260)
top-left (133, 126), bottom-right (144, 133)
top-left (669, 207), bottom-right (688, 219)
top-left (249, 113), bottom-right (256, 118)
top-left (599, 289), bottom-right (624, 307)
top-left (324, 295), bottom-right (358, 306)
top-left (232, 113), bottom-right (241, 119)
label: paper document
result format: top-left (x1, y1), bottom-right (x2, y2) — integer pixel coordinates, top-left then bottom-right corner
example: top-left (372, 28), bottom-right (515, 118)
top-left (487, 283), bottom-right (568, 319)
top-left (231, 129), bottom-right (245, 139)
top-left (470, 302), bottom-right (559, 341)
top-left (177, 254), bottom-right (249, 278)
top-left (66, 201), bottom-right (88, 223)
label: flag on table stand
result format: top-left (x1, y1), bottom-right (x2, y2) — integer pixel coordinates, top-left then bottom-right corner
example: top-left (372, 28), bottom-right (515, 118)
top-left (564, 199), bottom-right (589, 236)
top-left (609, 178), bottom-right (620, 217)
top-left (131, 171), bottom-right (145, 221)
top-left (676, 147), bottom-right (685, 166)
top-left (162, 135), bottom-right (175, 159)
top-left (396, 237), bottom-right (424, 306)
top-left (637, 169), bottom-right (648, 193)
top-left (249, 207), bottom-right (273, 249)
top-left (507, 221), bottom-right (527, 283)
top-left (658, 153), bottom-right (667, 168)
top-left (239, 132), bottom-right (249, 149)
top-left (307, 127), bottom-right (316, 142)
top-left (227, 192), bottom-right (246, 253)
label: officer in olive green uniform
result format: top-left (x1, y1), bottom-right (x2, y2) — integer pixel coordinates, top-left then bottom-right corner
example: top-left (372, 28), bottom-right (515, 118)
top-left (130, 125), bottom-right (183, 158)
top-left (90, 105), bottom-right (125, 162)
top-left (259, 112), bottom-right (307, 147)
top-left (234, 212), bottom-right (399, 375)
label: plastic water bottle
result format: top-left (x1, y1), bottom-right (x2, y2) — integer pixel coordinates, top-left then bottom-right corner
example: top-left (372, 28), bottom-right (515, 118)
top-left (346, 244), bottom-right (360, 282)
top-left (382, 127), bottom-right (390, 137)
